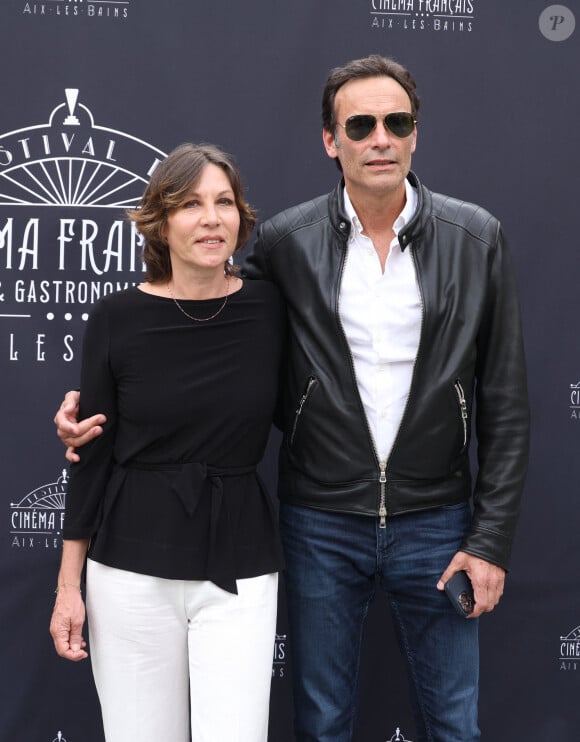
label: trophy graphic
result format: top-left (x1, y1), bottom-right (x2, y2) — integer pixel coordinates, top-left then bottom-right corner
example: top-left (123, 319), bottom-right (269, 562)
top-left (63, 88), bottom-right (80, 126)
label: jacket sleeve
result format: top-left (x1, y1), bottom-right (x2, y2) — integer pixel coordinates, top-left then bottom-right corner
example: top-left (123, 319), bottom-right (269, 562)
top-left (242, 227), bottom-right (289, 431)
top-left (241, 226), bottom-right (273, 281)
top-left (460, 223), bottom-right (530, 570)
top-left (63, 300), bottom-right (118, 540)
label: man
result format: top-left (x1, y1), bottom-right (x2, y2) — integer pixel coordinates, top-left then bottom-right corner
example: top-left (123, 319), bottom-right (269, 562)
top-left (56, 56), bottom-right (529, 742)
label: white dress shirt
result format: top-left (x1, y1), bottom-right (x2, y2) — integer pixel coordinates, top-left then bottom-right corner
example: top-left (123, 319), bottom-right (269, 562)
top-left (339, 180), bottom-right (422, 465)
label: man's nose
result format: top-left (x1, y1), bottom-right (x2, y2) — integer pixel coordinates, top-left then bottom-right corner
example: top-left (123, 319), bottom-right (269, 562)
top-left (369, 118), bottom-right (392, 147)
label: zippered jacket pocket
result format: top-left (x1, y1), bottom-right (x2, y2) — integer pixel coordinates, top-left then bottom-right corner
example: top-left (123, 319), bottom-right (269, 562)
top-left (289, 376), bottom-right (317, 448)
top-left (454, 379), bottom-right (468, 450)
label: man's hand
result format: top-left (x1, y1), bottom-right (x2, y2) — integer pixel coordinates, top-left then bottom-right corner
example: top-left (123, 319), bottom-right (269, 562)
top-left (437, 551), bottom-right (506, 618)
top-left (54, 390), bottom-right (106, 462)
top-left (50, 585), bottom-right (88, 662)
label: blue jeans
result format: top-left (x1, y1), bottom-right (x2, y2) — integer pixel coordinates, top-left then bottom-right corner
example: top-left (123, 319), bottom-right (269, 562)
top-left (279, 502), bottom-right (480, 742)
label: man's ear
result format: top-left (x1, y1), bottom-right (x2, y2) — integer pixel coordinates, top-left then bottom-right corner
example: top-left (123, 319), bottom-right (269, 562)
top-left (322, 127), bottom-right (340, 160)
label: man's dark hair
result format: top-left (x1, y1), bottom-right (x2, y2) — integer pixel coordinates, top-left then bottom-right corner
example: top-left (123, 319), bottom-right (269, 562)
top-left (321, 54), bottom-right (420, 133)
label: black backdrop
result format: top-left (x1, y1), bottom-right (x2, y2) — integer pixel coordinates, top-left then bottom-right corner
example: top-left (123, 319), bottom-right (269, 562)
top-left (1, 2), bottom-right (579, 740)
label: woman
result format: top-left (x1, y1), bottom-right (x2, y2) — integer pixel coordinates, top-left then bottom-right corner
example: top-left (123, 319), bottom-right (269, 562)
top-left (49, 143), bottom-right (286, 742)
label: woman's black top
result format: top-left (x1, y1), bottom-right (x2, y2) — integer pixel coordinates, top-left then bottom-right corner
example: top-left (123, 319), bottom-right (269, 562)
top-left (64, 280), bottom-right (286, 593)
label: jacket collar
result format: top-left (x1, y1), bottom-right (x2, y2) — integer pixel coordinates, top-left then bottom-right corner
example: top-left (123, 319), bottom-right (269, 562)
top-left (329, 170), bottom-right (431, 251)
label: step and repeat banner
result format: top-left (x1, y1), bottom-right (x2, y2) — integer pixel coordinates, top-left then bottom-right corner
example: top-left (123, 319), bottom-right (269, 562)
top-left (1, 2), bottom-right (578, 740)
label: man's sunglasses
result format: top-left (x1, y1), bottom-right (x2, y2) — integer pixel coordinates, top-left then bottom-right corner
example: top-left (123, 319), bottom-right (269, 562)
top-left (338, 112), bottom-right (416, 142)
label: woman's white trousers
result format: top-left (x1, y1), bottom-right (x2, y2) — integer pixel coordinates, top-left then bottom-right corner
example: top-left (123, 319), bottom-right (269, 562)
top-left (86, 559), bottom-right (278, 742)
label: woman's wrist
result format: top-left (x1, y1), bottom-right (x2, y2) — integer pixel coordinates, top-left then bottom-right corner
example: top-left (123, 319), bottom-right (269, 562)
top-left (54, 581), bottom-right (82, 594)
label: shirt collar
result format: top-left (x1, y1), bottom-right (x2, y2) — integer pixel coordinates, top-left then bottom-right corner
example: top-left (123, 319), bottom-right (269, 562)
top-left (343, 178), bottom-right (418, 238)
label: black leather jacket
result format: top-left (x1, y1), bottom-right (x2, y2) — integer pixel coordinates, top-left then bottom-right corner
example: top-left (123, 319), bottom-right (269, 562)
top-left (243, 172), bottom-right (529, 570)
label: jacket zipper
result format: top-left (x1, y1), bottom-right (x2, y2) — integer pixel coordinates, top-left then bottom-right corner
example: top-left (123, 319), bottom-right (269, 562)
top-left (335, 232), bottom-right (391, 528)
top-left (454, 379), bottom-right (468, 448)
top-left (378, 463), bottom-right (387, 528)
top-left (290, 376), bottom-right (316, 447)
top-left (379, 242), bottom-right (426, 523)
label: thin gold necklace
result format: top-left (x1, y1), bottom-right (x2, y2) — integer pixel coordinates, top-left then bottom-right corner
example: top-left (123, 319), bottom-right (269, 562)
top-left (168, 275), bottom-right (230, 322)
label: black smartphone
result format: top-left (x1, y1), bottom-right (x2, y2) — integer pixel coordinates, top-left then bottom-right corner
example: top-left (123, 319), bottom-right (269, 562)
top-left (444, 570), bottom-right (475, 617)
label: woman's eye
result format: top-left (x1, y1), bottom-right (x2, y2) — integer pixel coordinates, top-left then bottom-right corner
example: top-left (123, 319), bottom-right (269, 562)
top-left (218, 198), bottom-right (234, 206)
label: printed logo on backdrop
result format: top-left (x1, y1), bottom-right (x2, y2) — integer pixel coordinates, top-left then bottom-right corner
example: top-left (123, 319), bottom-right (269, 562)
top-left (539, 5), bottom-right (575, 41)
top-left (10, 469), bottom-right (67, 550)
top-left (22, 0), bottom-right (131, 20)
top-left (273, 633), bottom-right (287, 678)
top-left (386, 728), bottom-right (413, 741)
top-left (559, 625), bottom-right (580, 671)
top-left (52, 733), bottom-right (68, 742)
top-left (570, 382), bottom-right (580, 420)
top-left (0, 89), bottom-right (166, 365)
top-left (369, 0), bottom-right (475, 34)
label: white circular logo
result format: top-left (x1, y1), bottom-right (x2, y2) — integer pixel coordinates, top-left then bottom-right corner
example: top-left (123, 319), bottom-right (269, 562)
top-left (539, 5), bottom-right (575, 41)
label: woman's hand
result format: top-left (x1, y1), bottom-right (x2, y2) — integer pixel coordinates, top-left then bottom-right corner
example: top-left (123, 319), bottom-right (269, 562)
top-left (50, 583), bottom-right (89, 661)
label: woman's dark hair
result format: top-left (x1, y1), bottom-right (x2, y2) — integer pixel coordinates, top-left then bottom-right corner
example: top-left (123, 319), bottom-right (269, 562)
top-left (127, 143), bottom-right (256, 282)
